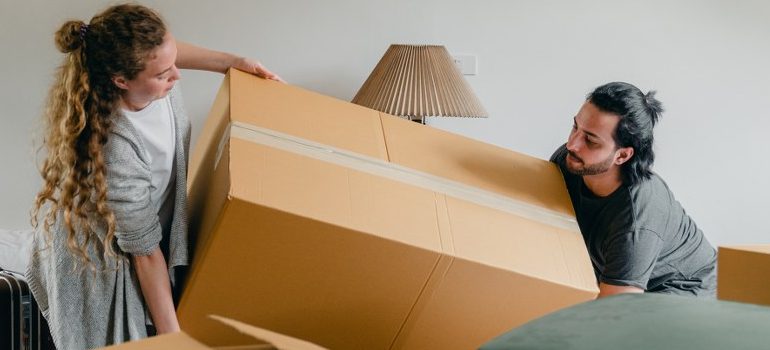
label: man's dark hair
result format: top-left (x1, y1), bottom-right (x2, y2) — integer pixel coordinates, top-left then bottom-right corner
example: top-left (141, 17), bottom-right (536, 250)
top-left (587, 82), bottom-right (664, 185)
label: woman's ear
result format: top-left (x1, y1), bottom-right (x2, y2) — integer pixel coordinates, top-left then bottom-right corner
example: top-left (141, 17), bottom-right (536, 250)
top-left (112, 76), bottom-right (129, 90)
top-left (614, 147), bottom-right (635, 165)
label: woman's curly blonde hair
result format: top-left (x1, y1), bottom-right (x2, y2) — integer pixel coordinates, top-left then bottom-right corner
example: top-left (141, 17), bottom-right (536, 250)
top-left (32, 4), bottom-right (166, 267)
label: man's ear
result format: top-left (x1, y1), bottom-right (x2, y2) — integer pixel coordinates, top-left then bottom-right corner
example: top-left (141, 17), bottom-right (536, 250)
top-left (614, 147), bottom-right (634, 165)
top-left (112, 76), bottom-right (130, 90)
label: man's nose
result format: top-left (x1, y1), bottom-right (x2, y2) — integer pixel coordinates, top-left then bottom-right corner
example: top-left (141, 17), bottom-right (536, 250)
top-left (566, 133), bottom-right (580, 152)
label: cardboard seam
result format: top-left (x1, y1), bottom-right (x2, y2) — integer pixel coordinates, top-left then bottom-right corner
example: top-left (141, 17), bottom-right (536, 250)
top-left (227, 122), bottom-right (597, 293)
top-left (229, 122), bottom-right (580, 233)
top-left (388, 254), bottom-right (454, 350)
top-left (437, 194), bottom-right (454, 255)
top-left (378, 113), bottom-right (392, 162)
top-left (213, 125), bottom-right (231, 172)
top-left (440, 195), bottom-right (596, 293)
top-left (388, 192), bottom-right (455, 349)
top-left (558, 233), bottom-right (585, 289)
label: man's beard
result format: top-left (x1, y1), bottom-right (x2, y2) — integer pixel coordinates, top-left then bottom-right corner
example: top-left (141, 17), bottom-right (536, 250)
top-left (566, 150), bottom-right (615, 176)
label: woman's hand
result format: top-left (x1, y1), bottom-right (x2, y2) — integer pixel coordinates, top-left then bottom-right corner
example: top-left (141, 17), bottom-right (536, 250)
top-left (176, 41), bottom-right (285, 82)
top-left (231, 56), bottom-right (285, 83)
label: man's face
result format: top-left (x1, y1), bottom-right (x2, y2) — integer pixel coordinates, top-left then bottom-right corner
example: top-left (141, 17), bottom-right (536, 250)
top-left (565, 102), bottom-right (626, 176)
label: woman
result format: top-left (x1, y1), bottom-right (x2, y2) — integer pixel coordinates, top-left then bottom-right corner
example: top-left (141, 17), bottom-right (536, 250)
top-left (27, 4), bottom-right (281, 348)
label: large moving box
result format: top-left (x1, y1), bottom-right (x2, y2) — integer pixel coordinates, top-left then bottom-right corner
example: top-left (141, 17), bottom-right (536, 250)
top-left (179, 69), bottom-right (598, 350)
top-left (718, 245), bottom-right (770, 306)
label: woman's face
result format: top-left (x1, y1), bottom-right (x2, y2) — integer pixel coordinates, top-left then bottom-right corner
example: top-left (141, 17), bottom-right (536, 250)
top-left (116, 32), bottom-right (180, 111)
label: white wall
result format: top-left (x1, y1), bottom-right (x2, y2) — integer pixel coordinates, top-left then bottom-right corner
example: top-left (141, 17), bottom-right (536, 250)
top-left (1, 0), bottom-right (768, 246)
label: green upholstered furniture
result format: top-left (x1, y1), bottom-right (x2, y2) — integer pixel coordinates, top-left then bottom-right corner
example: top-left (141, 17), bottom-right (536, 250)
top-left (480, 293), bottom-right (770, 350)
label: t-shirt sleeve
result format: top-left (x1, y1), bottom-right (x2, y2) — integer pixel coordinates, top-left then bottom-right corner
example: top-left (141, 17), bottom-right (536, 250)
top-left (599, 228), bottom-right (663, 289)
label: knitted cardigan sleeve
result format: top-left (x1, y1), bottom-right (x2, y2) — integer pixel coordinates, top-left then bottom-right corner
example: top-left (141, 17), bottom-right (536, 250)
top-left (103, 122), bottom-right (162, 256)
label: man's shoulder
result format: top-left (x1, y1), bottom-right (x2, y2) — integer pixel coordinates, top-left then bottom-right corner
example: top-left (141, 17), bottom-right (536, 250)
top-left (549, 143), bottom-right (568, 164)
top-left (625, 173), bottom-right (683, 235)
top-left (628, 172), bottom-right (674, 203)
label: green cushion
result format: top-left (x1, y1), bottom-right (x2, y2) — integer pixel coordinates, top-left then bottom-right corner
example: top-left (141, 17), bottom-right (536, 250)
top-left (480, 293), bottom-right (770, 350)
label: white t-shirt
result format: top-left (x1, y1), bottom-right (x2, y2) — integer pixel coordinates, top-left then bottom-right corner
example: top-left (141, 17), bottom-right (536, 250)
top-left (122, 96), bottom-right (176, 212)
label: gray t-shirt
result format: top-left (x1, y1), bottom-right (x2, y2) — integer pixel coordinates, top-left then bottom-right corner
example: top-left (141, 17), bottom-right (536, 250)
top-left (551, 144), bottom-right (717, 296)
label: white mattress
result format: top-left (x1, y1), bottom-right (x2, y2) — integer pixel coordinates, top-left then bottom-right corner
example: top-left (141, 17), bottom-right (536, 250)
top-left (0, 229), bottom-right (33, 274)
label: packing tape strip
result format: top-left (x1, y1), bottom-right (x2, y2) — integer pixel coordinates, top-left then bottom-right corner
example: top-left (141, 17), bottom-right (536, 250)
top-left (230, 121), bottom-right (580, 233)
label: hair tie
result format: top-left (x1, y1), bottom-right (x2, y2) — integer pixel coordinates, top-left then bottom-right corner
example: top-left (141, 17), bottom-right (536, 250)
top-left (79, 24), bottom-right (89, 41)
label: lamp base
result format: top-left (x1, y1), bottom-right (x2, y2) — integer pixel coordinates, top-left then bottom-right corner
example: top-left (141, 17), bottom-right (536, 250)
top-left (399, 115), bottom-right (425, 125)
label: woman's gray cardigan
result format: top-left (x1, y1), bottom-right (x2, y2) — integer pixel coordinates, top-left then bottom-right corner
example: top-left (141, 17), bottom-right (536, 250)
top-left (26, 87), bottom-right (190, 349)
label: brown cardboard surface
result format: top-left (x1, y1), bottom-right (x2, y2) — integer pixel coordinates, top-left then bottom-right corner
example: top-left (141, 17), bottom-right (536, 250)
top-left (444, 196), bottom-right (595, 290)
top-left (101, 333), bottom-right (210, 349)
top-left (187, 74), bottom-right (234, 262)
top-left (210, 315), bottom-right (327, 350)
top-left (721, 245), bottom-right (770, 255)
top-left (380, 114), bottom-right (575, 217)
top-left (100, 315), bottom-right (327, 350)
top-left (180, 70), bottom-right (598, 350)
top-left (394, 259), bottom-right (597, 349)
top-left (718, 245), bottom-right (770, 306)
top-left (229, 69), bottom-right (388, 160)
top-left (189, 72), bottom-right (232, 190)
top-left (228, 139), bottom-right (443, 251)
top-left (179, 140), bottom-right (444, 349)
top-left (390, 196), bottom-right (595, 349)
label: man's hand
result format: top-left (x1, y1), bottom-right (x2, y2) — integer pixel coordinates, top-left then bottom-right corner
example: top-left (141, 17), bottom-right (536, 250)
top-left (598, 282), bottom-right (644, 298)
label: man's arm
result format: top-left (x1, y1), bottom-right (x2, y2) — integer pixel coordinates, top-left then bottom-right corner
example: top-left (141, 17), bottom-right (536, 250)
top-left (598, 229), bottom-right (663, 298)
top-left (133, 247), bottom-right (180, 334)
top-left (598, 282), bottom-right (644, 298)
top-left (176, 41), bottom-right (284, 82)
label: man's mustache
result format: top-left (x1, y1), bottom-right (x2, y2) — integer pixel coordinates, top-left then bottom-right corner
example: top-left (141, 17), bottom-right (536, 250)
top-left (568, 151), bottom-right (583, 163)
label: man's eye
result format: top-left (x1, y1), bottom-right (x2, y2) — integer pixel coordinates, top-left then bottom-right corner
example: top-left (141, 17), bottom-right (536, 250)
top-left (586, 138), bottom-right (597, 146)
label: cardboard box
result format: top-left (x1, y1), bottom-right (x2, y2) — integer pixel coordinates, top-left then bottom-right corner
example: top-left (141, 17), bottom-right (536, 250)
top-left (718, 245), bottom-right (770, 306)
top-left (180, 69), bottom-right (598, 350)
top-left (101, 315), bottom-right (326, 349)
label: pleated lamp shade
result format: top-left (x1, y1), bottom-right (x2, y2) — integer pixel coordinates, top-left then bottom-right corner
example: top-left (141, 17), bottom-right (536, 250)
top-left (352, 44), bottom-right (487, 123)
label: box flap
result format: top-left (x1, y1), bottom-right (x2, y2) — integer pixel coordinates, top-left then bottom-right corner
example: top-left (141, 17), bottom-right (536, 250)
top-left (209, 315), bottom-right (327, 350)
top-left (99, 332), bottom-right (210, 349)
top-left (98, 316), bottom-right (327, 350)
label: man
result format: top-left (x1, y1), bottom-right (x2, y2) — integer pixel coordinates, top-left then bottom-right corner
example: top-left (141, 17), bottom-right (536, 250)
top-left (550, 82), bottom-right (716, 298)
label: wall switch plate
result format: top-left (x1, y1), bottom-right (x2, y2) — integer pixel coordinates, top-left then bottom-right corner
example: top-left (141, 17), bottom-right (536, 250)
top-left (452, 54), bottom-right (477, 75)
